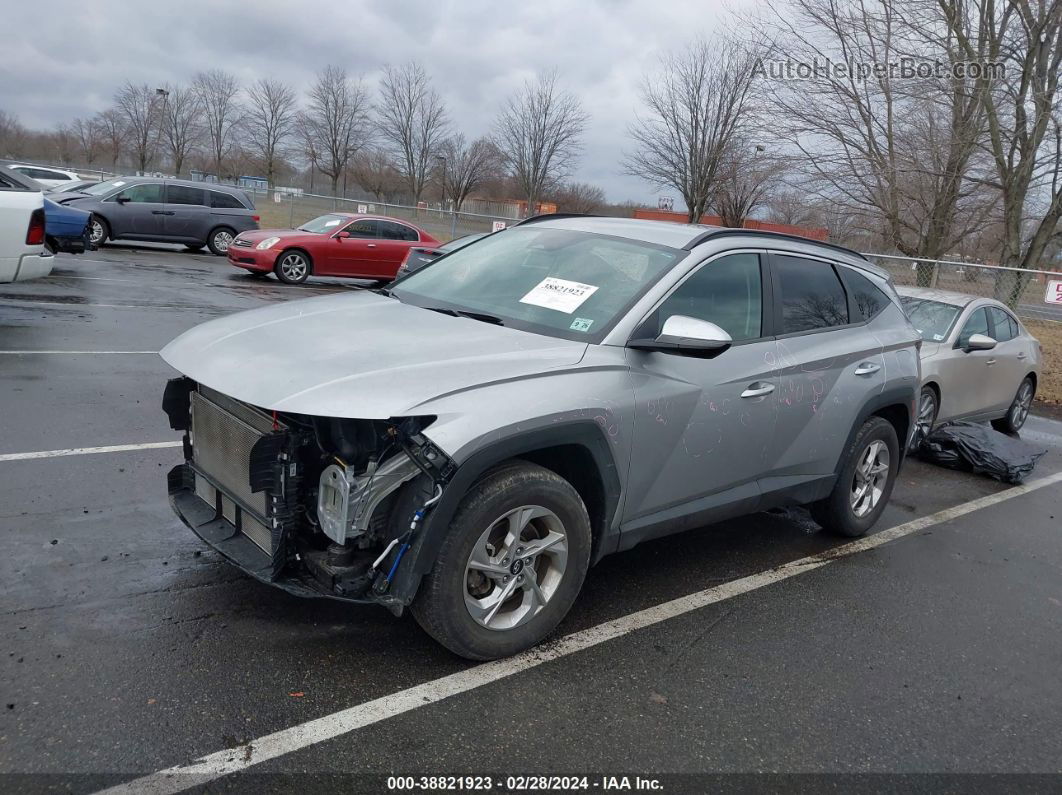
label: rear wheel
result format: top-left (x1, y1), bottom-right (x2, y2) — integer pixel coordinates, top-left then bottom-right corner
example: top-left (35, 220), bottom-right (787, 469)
top-left (207, 227), bottom-right (236, 256)
top-left (811, 416), bottom-right (899, 538)
top-left (411, 462), bottom-right (591, 660)
top-left (992, 377), bottom-right (1035, 434)
top-left (274, 250), bottom-right (311, 284)
top-left (88, 215), bottom-right (109, 246)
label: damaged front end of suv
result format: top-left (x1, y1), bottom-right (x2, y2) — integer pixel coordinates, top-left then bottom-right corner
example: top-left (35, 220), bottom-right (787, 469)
top-left (163, 377), bottom-right (454, 614)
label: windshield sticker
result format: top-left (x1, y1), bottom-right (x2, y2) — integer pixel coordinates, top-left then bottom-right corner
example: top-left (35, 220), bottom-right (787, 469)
top-left (570, 317), bottom-right (594, 332)
top-left (932, 333), bottom-right (944, 341)
top-left (519, 277), bottom-right (599, 314)
top-left (112, 181), bottom-right (126, 187)
top-left (323, 219), bottom-right (342, 227)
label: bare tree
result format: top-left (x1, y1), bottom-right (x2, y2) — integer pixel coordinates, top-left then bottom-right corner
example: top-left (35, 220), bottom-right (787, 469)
top-left (437, 134), bottom-right (499, 211)
top-left (244, 78), bottom-right (298, 187)
top-left (759, 0), bottom-right (993, 277)
top-left (349, 147), bottom-right (404, 202)
top-left (549, 181), bottom-right (607, 214)
top-left (302, 65), bottom-right (372, 196)
top-left (70, 117), bottom-right (102, 167)
top-left (51, 124), bottom-right (76, 165)
top-left (766, 189), bottom-right (820, 227)
top-left (193, 70), bottom-right (242, 179)
top-left (157, 84), bottom-right (201, 177)
top-left (95, 109), bottom-right (125, 173)
top-left (376, 62), bottom-right (450, 203)
top-left (114, 82), bottom-right (164, 172)
top-left (713, 142), bottom-right (787, 227)
top-left (624, 37), bottom-right (762, 223)
top-left (493, 70), bottom-right (588, 213)
top-left (939, 0), bottom-right (1062, 302)
top-left (0, 110), bottom-right (28, 158)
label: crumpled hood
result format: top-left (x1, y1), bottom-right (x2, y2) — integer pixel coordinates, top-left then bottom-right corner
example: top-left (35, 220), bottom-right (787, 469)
top-left (160, 291), bottom-right (588, 418)
top-left (919, 341), bottom-right (946, 359)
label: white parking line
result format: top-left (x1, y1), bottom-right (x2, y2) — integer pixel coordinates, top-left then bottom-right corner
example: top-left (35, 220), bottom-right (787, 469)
top-left (0, 350), bottom-right (158, 355)
top-left (0, 441), bottom-right (182, 462)
top-left (96, 469), bottom-right (1062, 795)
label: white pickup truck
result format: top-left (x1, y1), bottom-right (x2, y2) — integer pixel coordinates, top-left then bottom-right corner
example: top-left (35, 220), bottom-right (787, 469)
top-left (0, 164), bottom-right (53, 283)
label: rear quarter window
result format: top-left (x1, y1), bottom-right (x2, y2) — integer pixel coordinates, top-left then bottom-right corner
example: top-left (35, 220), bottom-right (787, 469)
top-left (840, 267), bottom-right (891, 321)
top-left (210, 191), bottom-right (246, 209)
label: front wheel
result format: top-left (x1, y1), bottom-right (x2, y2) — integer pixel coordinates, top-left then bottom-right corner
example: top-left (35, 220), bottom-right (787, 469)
top-left (910, 386), bottom-right (938, 452)
top-left (992, 377), bottom-right (1035, 434)
top-left (274, 250), bottom-right (310, 284)
top-left (207, 227), bottom-right (235, 256)
top-left (88, 215), bottom-right (109, 247)
top-left (811, 416), bottom-right (899, 538)
top-left (411, 462), bottom-right (591, 660)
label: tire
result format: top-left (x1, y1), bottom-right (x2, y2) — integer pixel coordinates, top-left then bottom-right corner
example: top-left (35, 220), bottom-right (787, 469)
top-left (184, 244), bottom-right (204, 252)
top-left (910, 385), bottom-right (938, 452)
top-left (274, 250), bottom-right (311, 284)
top-left (411, 461), bottom-right (592, 660)
top-left (88, 215), bottom-right (109, 247)
top-left (206, 227), bottom-right (236, 256)
top-left (992, 376), bottom-right (1035, 434)
top-left (811, 416), bottom-right (899, 538)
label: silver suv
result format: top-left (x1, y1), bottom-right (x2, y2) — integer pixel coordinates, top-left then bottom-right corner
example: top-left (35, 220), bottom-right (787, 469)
top-left (161, 216), bottom-right (920, 659)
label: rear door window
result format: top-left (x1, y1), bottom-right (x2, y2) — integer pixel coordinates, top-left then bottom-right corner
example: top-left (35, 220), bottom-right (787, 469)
top-left (166, 185), bottom-right (206, 206)
top-left (840, 267), bottom-right (890, 321)
top-left (378, 220), bottom-right (419, 241)
top-left (773, 255), bottom-right (850, 333)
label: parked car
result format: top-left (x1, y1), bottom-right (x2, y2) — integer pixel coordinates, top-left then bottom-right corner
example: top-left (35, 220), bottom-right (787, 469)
top-left (0, 164), bottom-right (53, 282)
top-left (161, 217), bottom-right (920, 659)
top-left (52, 177), bottom-right (259, 255)
top-left (396, 232), bottom-right (489, 279)
top-left (228, 213), bottom-right (440, 284)
top-left (47, 179), bottom-right (100, 194)
top-left (899, 287), bottom-right (1042, 443)
top-left (43, 198), bottom-right (92, 254)
top-left (5, 163), bottom-right (80, 189)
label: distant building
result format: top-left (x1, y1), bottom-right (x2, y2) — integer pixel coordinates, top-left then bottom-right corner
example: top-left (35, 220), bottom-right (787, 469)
top-left (189, 170), bottom-right (219, 184)
top-left (238, 175), bottom-right (269, 190)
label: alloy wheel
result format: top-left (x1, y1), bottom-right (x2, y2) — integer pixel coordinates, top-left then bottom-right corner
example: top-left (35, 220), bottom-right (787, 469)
top-left (279, 253), bottom-right (307, 281)
top-left (212, 230), bottom-right (234, 253)
top-left (463, 505), bottom-right (568, 631)
top-left (89, 219), bottom-right (104, 245)
top-left (1011, 381), bottom-right (1033, 429)
top-left (851, 440), bottom-right (890, 518)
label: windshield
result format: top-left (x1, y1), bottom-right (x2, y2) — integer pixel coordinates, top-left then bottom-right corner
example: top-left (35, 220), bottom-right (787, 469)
top-left (391, 227), bottom-right (685, 342)
top-left (297, 214), bottom-right (349, 233)
top-left (901, 296), bottom-right (962, 341)
top-left (440, 233), bottom-right (486, 252)
top-left (82, 179), bottom-right (129, 197)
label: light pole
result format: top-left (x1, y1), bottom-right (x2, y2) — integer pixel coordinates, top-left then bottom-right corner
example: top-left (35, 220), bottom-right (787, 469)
top-left (154, 87), bottom-right (170, 177)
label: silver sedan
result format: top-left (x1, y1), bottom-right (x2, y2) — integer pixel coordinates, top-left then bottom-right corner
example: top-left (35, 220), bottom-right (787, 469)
top-left (898, 287), bottom-right (1043, 445)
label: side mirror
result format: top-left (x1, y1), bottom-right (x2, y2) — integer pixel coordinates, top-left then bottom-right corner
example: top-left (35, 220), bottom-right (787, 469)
top-left (628, 315), bottom-right (733, 356)
top-left (965, 333), bottom-right (997, 351)
top-left (115, 195), bottom-right (129, 204)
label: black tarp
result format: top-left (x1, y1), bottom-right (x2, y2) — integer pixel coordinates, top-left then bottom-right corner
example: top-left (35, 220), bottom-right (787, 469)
top-left (917, 421), bottom-right (1048, 484)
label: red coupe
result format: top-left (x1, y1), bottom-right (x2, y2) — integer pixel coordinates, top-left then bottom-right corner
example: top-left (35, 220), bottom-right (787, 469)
top-left (228, 213), bottom-right (440, 284)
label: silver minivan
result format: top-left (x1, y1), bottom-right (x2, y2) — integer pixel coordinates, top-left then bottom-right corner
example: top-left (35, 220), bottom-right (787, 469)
top-left (55, 177), bottom-right (259, 255)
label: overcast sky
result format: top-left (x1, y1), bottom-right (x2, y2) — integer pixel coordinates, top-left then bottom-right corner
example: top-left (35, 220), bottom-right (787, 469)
top-left (1, 0), bottom-right (756, 202)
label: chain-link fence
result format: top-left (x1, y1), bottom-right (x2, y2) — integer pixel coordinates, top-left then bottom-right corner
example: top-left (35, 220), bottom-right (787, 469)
top-left (863, 253), bottom-right (1061, 403)
top-left (248, 189), bottom-right (515, 244)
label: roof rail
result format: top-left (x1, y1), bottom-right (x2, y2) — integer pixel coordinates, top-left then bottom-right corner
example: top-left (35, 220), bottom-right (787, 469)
top-left (514, 212), bottom-right (598, 226)
top-left (682, 226), bottom-right (867, 261)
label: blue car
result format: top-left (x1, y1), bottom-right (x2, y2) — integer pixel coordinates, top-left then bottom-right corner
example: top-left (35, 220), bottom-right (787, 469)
top-left (44, 198), bottom-right (92, 254)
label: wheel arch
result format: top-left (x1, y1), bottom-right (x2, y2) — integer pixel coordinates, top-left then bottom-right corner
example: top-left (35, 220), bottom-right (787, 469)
top-left (833, 385), bottom-right (915, 477)
top-left (388, 421), bottom-right (622, 606)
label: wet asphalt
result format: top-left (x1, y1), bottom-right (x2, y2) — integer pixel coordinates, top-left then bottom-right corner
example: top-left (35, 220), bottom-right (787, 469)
top-left (1, 246), bottom-right (1061, 791)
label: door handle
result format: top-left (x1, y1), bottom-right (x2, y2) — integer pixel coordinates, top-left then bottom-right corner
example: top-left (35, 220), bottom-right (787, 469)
top-left (366, 243), bottom-right (377, 248)
top-left (151, 210), bottom-right (166, 215)
top-left (854, 362), bottom-right (881, 376)
top-left (1017, 352), bottom-right (1027, 360)
top-left (986, 359), bottom-right (996, 366)
top-left (740, 382), bottom-right (775, 398)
